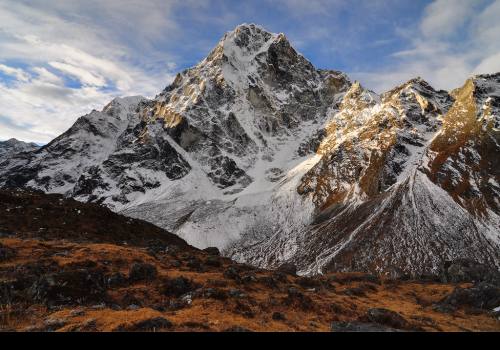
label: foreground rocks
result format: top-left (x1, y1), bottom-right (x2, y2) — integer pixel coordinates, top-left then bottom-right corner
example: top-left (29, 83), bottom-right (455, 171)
top-left (439, 259), bottom-right (500, 285)
top-left (331, 322), bottom-right (404, 332)
top-left (364, 308), bottom-right (411, 330)
top-left (436, 283), bottom-right (500, 312)
top-left (128, 263), bottom-right (158, 282)
top-left (29, 269), bottom-right (107, 306)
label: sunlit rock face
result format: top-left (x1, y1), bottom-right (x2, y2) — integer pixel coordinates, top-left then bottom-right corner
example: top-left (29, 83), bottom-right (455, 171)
top-left (1, 24), bottom-right (499, 277)
top-left (233, 74), bottom-right (499, 277)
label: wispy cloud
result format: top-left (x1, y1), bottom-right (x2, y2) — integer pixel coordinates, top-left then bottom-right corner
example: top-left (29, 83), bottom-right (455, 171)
top-left (0, 0), bottom-right (181, 143)
top-left (0, 64), bottom-right (30, 82)
top-left (353, 0), bottom-right (500, 92)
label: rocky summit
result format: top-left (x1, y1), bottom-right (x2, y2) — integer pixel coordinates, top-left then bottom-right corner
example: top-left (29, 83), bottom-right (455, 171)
top-left (0, 24), bottom-right (499, 280)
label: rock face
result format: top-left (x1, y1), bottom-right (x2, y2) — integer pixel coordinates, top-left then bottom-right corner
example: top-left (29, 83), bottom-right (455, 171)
top-left (0, 24), bottom-right (499, 277)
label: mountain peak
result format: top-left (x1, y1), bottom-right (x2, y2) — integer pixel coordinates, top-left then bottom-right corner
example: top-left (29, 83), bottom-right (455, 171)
top-left (110, 95), bottom-right (145, 106)
top-left (200, 24), bottom-right (279, 72)
top-left (1, 138), bottom-right (37, 147)
top-left (103, 96), bottom-right (145, 113)
top-left (341, 80), bottom-right (380, 109)
top-left (382, 76), bottom-right (439, 100)
top-left (397, 76), bottom-right (433, 91)
top-left (219, 23), bottom-right (279, 60)
top-left (0, 137), bottom-right (39, 157)
top-left (470, 71), bottom-right (500, 82)
top-left (227, 23), bottom-right (276, 41)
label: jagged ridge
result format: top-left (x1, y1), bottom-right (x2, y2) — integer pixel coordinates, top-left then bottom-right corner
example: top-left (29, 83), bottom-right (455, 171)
top-left (0, 24), bottom-right (499, 277)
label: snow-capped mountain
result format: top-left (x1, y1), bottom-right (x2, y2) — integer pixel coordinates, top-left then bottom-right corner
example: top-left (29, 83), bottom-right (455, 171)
top-left (0, 138), bottom-right (39, 159)
top-left (1, 24), bottom-right (498, 277)
top-left (231, 75), bottom-right (500, 277)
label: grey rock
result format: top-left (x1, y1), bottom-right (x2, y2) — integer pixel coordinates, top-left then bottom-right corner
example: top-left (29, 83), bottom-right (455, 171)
top-left (277, 263), bottom-right (297, 276)
top-left (128, 262), bottom-right (157, 282)
top-left (331, 321), bottom-right (404, 332)
top-left (365, 308), bottom-right (410, 330)
top-left (203, 247), bottom-right (221, 256)
top-left (439, 259), bottom-right (500, 285)
top-left (129, 317), bottom-right (173, 331)
top-left (437, 282), bottom-right (500, 311)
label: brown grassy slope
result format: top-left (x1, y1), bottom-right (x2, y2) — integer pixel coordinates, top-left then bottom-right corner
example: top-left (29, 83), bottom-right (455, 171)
top-left (0, 190), bottom-right (498, 332)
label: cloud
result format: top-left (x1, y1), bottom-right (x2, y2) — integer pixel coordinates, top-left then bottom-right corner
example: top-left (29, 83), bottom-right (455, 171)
top-left (31, 67), bottom-right (63, 85)
top-left (265, 0), bottom-right (343, 16)
top-left (0, 0), bottom-right (181, 143)
top-left (473, 52), bottom-right (500, 74)
top-left (420, 0), bottom-right (479, 38)
top-left (49, 62), bottom-right (107, 87)
top-left (0, 64), bottom-right (30, 82)
top-left (353, 0), bottom-right (500, 93)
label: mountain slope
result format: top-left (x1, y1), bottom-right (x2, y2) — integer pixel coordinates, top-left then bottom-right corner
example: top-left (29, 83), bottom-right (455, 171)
top-left (0, 24), bottom-right (499, 277)
top-left (230, 75), bottom-right (500, 276)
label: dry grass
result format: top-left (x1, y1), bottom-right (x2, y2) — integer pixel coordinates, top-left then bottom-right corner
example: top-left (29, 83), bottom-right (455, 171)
top-left (1, 236), bottom-right (499, 332)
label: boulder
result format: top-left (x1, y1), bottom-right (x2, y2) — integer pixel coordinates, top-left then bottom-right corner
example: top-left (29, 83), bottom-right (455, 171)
top-left (283, 287), bottom-right (314, 310)
top-left (437, 282), bottom-right (500, 311)
top-left (223, 267), bottom-right (241, 282)
top-left (439, 259), bottom-right (500, 285)
top-left (203, 288), bottom-right (228, 301)
top-left (272, 312), bottom-right (286, 321)
top-left (186, 258), bottom-right (202, 271)
top-left (331, 321), bottom-right (404, 332)
top-left (106, 272), bottom-right (127, 288)
top-left (365, 308), bottom-right (410, 329)
top-left (0, 243), bottom-right (16, 261)
top-left (161, 276), bottom-right (197, 297)
top-left (203, 247), bottom-right (220, 256)
top-left (127, 317), bottom-right (173, 331)
top-left (146, 239), bottom-right (168, 255)
top-left (205, 255), bottom-right (222, 267)
top-left (128, 262), bottom-right (157, 282)
top-left (343, 287), bottom-right (367, 297)
top-left (224, 326), bottom-right (252, 332)
top-left (296, 276), bottom-right (322, 289)
top-left (29, 269), bottom-right (106, 306)
top-left (277, 263), bottom-right (297, 275)
top-left (229, 289), bottom-right (247, 298)
top-left (258, 276), bottom-right (279, 289)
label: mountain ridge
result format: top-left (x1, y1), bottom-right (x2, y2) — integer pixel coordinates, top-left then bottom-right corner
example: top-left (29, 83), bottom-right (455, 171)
top-left (1, 24), bottom-right (498, 278)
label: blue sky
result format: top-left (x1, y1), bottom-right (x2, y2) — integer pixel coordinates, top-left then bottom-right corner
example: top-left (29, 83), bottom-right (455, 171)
top-left (1, 0), bottom-right (499, 143)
